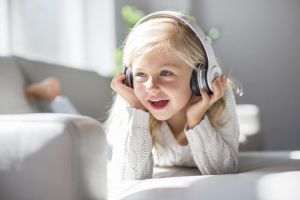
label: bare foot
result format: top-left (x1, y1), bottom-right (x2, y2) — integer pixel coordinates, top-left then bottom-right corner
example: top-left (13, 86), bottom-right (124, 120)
top-left (26, 77), bottom-right (61, 103)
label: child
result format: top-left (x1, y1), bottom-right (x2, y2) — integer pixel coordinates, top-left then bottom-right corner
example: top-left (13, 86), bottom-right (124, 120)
top-left (106, 11), bottom-right (240, 180)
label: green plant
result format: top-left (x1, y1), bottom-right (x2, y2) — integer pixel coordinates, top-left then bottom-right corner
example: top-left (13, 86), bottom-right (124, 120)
top-left (122, 5), bottom-right (145, 29)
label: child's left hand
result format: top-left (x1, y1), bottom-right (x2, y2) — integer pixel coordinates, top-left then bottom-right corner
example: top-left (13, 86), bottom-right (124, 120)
top-left (186, 75), bottom-right (228, 129)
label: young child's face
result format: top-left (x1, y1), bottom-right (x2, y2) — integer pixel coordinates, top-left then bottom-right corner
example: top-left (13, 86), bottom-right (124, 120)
top-left (132, 52), bottom-right (193, 121)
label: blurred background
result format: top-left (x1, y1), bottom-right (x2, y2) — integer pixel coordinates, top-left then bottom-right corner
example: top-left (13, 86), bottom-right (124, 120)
top-left (0, 0), bottom-right (299, 151)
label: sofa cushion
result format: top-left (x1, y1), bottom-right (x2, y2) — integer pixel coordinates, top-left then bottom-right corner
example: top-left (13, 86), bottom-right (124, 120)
top-left (0, 56), bottom-right (38, 113)
top-left (109, 151), bottom-right (300, 200)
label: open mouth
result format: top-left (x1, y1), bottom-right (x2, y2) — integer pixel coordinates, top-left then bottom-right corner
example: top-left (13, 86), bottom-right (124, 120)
top-left (148, 100), bottom-right (169, 110)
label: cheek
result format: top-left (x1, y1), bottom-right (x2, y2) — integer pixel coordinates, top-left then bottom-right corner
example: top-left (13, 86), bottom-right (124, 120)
top-left (172, 86), bottom-right (192, 108)
top-left (133, 83), bottom-right (145, 99)
top-left (167, 81), bottom-right (192, 105)
top-left (165, 80), bottom-right (192, 95)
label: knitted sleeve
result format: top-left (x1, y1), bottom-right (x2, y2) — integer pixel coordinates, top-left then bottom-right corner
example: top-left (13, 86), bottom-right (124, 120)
top-left (185, 87), bottom-right (240, 175)
top-left (109, 107), bottom-right (153, 180)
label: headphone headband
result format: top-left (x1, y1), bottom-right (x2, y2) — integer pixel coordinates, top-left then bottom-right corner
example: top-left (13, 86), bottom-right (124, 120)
top-left (128, 11), bottom-right (222, 94)
top-left (135, 11), bottom-right (217, 67)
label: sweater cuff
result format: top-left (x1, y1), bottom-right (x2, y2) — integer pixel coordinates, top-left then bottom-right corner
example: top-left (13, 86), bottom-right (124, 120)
top-left (126, 107), bottom-right (150, 128)
top-left (185, 115), bottom-right (214, 152)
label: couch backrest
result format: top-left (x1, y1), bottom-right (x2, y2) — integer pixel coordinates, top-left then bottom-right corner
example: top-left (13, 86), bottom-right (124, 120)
top-left (0, 56), bottom-right (38, 114)
top-left (13, 56), bottom-right (113, 122)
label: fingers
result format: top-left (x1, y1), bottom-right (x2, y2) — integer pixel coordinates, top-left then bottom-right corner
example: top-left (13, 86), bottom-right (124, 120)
top-left (111, 73), bottom-right (125, 92)
top-left (187, 75), bottom-right (228, 125)
top-left (209, 75), bottom-right (228, 104)
top-left (212, 77), bottom-right (221, 100)
top-left (200, 89), bottom-right (209, 105)
top-left (220, 75), bottom-right (228, 94)
top-left (111, 74), bottom-right (134, 98)
top-left (111, 73), bottom-right (145, 110)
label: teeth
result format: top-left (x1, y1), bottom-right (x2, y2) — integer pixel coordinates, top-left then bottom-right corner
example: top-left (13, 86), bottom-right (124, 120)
top-left (150, 99), bottom-right (163, 102)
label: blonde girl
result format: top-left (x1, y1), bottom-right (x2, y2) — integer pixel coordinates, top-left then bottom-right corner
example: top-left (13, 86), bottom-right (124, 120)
top-left (106, 11), bottom-right (239, 180)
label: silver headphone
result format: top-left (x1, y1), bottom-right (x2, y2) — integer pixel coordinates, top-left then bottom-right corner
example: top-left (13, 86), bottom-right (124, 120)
top-left (123, 11), bottom-right (222, 96)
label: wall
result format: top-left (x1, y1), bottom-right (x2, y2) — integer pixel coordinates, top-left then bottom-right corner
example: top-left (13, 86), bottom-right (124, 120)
top-left (192, 0), bottom-right (300, 150)
top-left (9, 0), bottom-right (116, 76)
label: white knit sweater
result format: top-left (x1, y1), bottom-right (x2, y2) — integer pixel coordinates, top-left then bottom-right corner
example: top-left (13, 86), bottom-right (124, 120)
top-left (109, 88), bottom-right (240, 180)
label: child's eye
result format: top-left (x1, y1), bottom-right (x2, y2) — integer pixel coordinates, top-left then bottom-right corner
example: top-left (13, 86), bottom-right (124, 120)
top-left (160, 70), bottom-right (173, 76)
top-left (135, 72), bottom-right (146, 78)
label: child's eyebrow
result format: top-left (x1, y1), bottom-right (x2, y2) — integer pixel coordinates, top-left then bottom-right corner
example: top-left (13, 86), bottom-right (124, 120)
top-left (133, 66), bottom-right (146, 71)
top-left (134, 64), bottom-right (176, 69)
top-left (161, 65), bottom-right (177, 69)
top-left (133, 63), bottom-right (180, 71)
top-left (160, 65), bottom-right (183, 72)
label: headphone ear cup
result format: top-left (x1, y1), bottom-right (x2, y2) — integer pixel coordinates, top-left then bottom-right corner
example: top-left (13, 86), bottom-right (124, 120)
top-left (200, 68), bottom-right (213, 95)
top-left (123, 67), bottom-right (134, 88)
top-left (190, 64), bottom-right (213, 96)
top-left (190, 70), bottom-right (200, 96)
top-left (205, 65), bottom-right (222, 95)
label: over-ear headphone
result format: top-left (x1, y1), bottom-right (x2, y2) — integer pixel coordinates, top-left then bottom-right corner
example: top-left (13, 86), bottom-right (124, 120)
top-left (123, 11), bottom-right (222, 96)
top-left (122, 66), bottom-right (133, 88)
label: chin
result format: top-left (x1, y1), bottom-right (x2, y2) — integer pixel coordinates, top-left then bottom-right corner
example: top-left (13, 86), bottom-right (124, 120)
top-left (149, 111), bottom-right (172, 121)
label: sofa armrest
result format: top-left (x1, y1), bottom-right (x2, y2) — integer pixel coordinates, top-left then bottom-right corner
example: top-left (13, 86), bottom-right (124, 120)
top-left (0, 113), bottom-right (107, 200)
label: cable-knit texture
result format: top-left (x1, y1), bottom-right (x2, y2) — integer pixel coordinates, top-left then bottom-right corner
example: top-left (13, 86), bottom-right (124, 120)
top-left (110, 88), bottom-right (239, 180)
top-left (110, 108), bottom-right (153, 180)
top-left (185, 88), bottom-right (239, 174)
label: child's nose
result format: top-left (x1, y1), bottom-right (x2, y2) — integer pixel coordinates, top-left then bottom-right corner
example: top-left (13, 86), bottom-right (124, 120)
top-left (145, 76), bottom-right (159, 90)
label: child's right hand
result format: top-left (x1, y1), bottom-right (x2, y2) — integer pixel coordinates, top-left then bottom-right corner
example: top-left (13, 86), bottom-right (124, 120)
top-left (111, 74), bottom-right (146, 111)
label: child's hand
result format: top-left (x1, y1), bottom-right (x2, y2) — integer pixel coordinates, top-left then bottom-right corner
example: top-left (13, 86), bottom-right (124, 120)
top-left (186, 75), bottom-right (228, 129)
top-left (111, 74), bottom-right (146, 111)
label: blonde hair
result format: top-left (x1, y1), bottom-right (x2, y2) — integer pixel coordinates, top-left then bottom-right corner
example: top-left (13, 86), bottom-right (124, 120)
top-left (106, 15), bottom-right (227, 145)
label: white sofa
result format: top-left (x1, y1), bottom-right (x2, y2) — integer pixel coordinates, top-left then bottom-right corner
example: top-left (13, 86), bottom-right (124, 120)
top-left (1, 56), bottom-right (299, 200)
top-left (0, 114), bottom-right (107, 200)
top-left (0, 56), bottom-right (111, 200)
